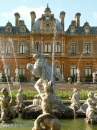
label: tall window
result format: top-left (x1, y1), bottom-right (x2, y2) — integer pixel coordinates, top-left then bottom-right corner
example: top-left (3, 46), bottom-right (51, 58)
top-left (85, 43), bottom-right (90, 54)
top-left (70, 43), bottom-right (76, 54)
top-left (19, 66), bottom-right (25, 75)
top-left (55, 42), bottom-right (61, 53)
top-left (44, 42), bottom-right (51, 52)
top-left (85, 66), bottom-right (92, 76)
top-left (70, 65), bottom-right (77, 76)
top-left (4, 66), bottom-right (10, 76)
top-left (20, 44), bottom-right (25, 54)
top-left (5, 44), bottom-right (10, 54)
top-left (35, 42), bottom-right (40, 51)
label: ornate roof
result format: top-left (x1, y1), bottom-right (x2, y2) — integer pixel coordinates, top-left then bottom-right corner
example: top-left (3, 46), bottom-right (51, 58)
top-left (66, 26), bottom-right (97, 35)
top-left (0, 26), bottom-right (30, 34)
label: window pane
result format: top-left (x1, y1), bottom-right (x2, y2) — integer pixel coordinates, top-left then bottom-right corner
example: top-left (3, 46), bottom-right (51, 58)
top-left (85, 43), bottom-right (90, 54)
top-left (5, 45), bottom-right (10, 54)
top-left (70, 44), bottom-right (76, 54)
top-left (35, 42), bottom-right (40, 51)
top-left (20, 44), bottom-right (25, 54)
top-left (44, 43), bottom-right (51, 52)
top-left (5, 68), bottom-right (10, 76)
top-left (55, 43), bottom-right (61, 52)
top-left (85, 66), bottom-right (92, 76)
top-left (48, 44), bottom-right (51, 52)
top-left (44, 44), bottom-right (47, 52)
top-left (70, 65), bottom-right (77, 76)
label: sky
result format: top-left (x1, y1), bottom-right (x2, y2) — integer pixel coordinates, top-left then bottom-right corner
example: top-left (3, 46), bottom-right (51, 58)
top-left (0, 0), bottom-right (97, 31)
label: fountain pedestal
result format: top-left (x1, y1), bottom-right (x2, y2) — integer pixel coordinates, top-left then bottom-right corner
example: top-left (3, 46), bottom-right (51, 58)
top-left (76, 68), bottom-right (81, 84)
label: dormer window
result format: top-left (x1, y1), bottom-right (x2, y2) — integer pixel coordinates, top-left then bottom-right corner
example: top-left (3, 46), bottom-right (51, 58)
top-left (7, 28), bottom-right (11, 32)
top-left (70, 28), bottom-right (75, 34)
top-left (85, 28), bottom-right (89, 34)
top-left (21, 28), bottom-right (25, 32)
top-left (6, 22), bottom-right (12, 32)
top-left (20, 26), bottom-right (26, 32)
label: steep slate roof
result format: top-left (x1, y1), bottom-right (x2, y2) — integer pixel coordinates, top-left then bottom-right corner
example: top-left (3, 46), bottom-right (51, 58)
top-left (66, 26), bottom-right (97, 35)
top-left (0, 26), bottom-right (30, 34)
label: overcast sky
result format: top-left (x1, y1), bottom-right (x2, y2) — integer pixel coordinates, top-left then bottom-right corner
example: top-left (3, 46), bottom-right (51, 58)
top-left (0, 0), bottom-right (97, 31)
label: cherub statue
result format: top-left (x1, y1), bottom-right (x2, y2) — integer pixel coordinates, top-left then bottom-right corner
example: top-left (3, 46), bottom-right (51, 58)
top-left (15, 88), bottom-right (25, 112)
top-left (32, 81), bottom-right (63, 130)
top-left (27, 51), bottom-right (62, 94)
top-left (70, 88), bottom-right (80, 111)
top-left (0, 88), bottom-right (16, 123)
top-left (86, 91), bottom-right (97, 123)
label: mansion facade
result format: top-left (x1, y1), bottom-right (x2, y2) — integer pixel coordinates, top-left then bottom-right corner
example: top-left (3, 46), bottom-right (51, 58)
top-left (0, 5), bottom-right (97, 81)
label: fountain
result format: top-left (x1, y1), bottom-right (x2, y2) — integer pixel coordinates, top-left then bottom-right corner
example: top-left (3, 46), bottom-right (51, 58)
top-left (76, 49), bottom-right (85, 84)
top-left (0, 21), bottom-right (97, 130)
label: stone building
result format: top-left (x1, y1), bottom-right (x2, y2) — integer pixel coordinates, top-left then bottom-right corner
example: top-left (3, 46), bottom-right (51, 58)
top-left (0, 5), bottom-right (97, 82)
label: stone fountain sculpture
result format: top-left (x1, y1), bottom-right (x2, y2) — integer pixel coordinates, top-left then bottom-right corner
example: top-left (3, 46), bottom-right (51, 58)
top-left (86, 91), bottom-right (97, 124)
top-left (70, 88), bottom-right (80, 111)
top-left (26, 51), bottom-right (74, 121)
top-left (32, 81), bottom-right (63, 130)
top-left (15, 88), bottom-right (25, 112)
top-left (0, 88), bottom-right (17, 123)
top-left (27, 51), bottom-right (62, 94)
top-left (13, 68), bottom-right (20, 87)
top-left (76, 68), bottom-right (81, 84)
top-left (92, 72), bottom-right (96, 83)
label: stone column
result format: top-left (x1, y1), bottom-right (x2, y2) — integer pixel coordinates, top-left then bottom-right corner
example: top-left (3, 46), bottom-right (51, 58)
top-left (30, 36), bottom-right (34, 55)
top-left (62, 37), bottom-right (65, 55)
top-left (62, 61), bottom-right (64, 80)
top-left (41, 37), bottom-right (43, 53)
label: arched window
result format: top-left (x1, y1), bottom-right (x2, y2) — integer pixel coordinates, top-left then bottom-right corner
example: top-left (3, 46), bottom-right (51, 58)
top-left (20, 43), bottom-right (25, 54)
top-left (35, 42), bottom-right (41, 51)
top-left (55, 42), bottom-right (61, 52)
top-left (44, 42), bottom-right (51, 52)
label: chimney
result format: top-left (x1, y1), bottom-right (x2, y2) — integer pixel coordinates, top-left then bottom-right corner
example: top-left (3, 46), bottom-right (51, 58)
top-left (75, 13), bottom-right (81, 27)
top-left (30, 11), bottom-right (36, 31)
top-left (59, 11), bottom-right (66, 31)
top-left (14, 12), bottom-right (20, 26)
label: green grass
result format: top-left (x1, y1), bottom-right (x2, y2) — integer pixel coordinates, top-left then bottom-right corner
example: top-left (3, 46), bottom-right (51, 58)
top-left (0, 90), bottom-right (97, 100)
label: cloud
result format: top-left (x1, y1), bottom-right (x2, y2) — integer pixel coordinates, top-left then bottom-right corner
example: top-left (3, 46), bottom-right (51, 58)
top-left (93, 12), bottom-right (97, 19)
top-left (0, 6), bottom-right (45, 21)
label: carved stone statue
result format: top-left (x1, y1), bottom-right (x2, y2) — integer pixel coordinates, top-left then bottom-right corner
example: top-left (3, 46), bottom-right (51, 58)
top-left (32, 81), bottom-right (63, 130)
top-left (76, 68), bottom-right (81, 83)
top-left (70, 88), bottom-right (80, 111)
top-left (27, 51), bottom-right (62, 94)
top-left (86, 91), bottom-right (97, 123)
top-left (92, 72), bottom-right (96, 83)
top-left (77, 68), bottom-right (80, 76)
top-left (15, 88), bottom-right (25, 112)
top-left (68, 77), bottom-right (72, 84)
top-left (0, 88), bottom-right (16, 123)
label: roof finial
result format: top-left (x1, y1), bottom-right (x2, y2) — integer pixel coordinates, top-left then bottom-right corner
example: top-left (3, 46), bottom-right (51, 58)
top-left (47, 3), bottom-right (49, 7)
